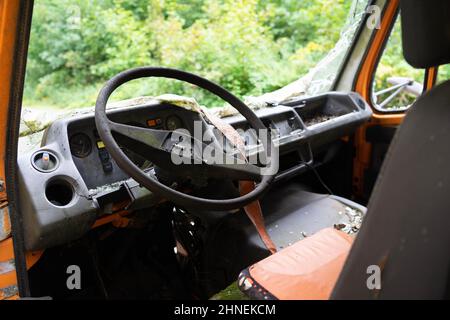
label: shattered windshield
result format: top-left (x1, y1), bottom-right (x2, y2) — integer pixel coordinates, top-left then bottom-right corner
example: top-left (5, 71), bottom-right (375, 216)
top-left (21, 0), bottom-right (368, 152)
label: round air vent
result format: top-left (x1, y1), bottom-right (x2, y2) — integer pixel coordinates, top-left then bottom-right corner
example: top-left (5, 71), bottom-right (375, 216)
top-left (31, 150), bottom-right (59, 173)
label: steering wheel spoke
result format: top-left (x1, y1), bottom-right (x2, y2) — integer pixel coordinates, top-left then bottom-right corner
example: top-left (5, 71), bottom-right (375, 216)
top-left (109, 121), bottom-right (171, 150)
top-left (109, 120), bottom-right (255, 178)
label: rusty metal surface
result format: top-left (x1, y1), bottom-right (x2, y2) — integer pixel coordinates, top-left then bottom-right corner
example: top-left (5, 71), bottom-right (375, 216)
top-left (0, 205), bottom-right (11, 241)
top-left (0, 258), bottom-right (15, 275)
top-left (0, 237), bottom-right (43, 300)
top-left (0, 284), bottom-right (18, 299)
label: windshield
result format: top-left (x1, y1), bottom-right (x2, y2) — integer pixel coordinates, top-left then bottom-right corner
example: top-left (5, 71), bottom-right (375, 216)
top-left (21, 0), bottom-right (368, 145)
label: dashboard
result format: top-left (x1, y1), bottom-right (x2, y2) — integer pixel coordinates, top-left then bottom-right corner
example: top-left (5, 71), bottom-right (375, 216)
top-left (17, 91), bottom-right (371, 250)
top-left (67, 104), bottom-right (199, 189)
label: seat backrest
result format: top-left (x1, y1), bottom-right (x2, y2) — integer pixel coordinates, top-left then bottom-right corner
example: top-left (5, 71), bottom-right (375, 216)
top-left (332, 0), bottom-right (450, 299)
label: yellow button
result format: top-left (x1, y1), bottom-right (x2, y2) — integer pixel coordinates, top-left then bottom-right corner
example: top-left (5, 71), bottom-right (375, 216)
top-left (97, 140), bottom-right (105, 149)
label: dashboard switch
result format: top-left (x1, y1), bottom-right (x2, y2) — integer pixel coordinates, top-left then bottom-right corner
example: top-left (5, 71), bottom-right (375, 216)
top-left (98, 148), bottom-right (113, 173)
top-left (102, 161), bottom-right (113, 173)
top-left (98, 149), bottom-right (110, 162)
top-left (96, 140), bottom-right (105, 149)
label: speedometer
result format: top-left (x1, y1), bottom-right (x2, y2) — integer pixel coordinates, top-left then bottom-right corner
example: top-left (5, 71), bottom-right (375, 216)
top-left (69, 133), bottom-right (92, 158)
top-left (165, 115), bottom-right (183, 131)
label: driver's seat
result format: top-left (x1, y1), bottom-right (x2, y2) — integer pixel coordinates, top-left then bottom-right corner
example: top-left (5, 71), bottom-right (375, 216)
top-left (238, 0), bottom-right (450, 299)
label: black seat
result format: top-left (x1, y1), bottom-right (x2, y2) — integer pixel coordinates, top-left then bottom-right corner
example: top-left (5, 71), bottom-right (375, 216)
top-left (332, 81), bottom-right (450, 299)
top-left (333, 0), bottom-right (450, 299)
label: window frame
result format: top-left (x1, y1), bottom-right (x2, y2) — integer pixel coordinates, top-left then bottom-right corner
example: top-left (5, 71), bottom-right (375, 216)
top-left (369, 10), bottom-right (420, 114)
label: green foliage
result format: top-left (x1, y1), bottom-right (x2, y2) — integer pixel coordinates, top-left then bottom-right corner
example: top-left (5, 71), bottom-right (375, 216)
top-left (259, 0), bottom-right (350, 48)
top-left (437, 64), bottom-right (450, 84)
top-left (374, 17), bottom-right (424, 109)
top-left (25, 0), bottom-right (361, 109)
top-left (27, 0), bottom-right (426, 110)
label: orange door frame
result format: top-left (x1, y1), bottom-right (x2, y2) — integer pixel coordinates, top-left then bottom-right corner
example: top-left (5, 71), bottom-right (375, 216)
top-left (352, 0), bottom-right (437, 198)
top-left (0, 0), bottom-right (20, 197)
top-left (0, 0), bottom-right (42, 299)
top-left (0, 0), bottom-right (23, 299)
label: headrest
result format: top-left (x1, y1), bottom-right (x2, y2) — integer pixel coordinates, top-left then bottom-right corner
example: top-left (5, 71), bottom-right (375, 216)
top-left (400, 0), bottom-right (450, 68)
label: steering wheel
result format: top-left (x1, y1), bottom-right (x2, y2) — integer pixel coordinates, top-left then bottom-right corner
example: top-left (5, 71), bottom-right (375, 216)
top-left (95, 67), bottom-right (278, 211)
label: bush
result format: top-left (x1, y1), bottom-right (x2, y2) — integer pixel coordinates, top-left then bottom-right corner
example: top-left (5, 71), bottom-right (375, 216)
top-left (24, 0), bottom-right (417, 110)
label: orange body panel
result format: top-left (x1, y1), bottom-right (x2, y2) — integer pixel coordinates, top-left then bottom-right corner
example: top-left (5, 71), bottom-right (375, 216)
top-left (0, 238), bottom-right (42, 299)
top-left (0, 0), bottom-right (20, 200)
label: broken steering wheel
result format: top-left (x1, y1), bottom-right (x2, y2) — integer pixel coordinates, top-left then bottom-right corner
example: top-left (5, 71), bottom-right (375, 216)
top-left (95, 67), bottom-right (278, 211)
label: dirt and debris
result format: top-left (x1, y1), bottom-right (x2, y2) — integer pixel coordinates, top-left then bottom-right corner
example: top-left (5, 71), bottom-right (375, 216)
top-left (303, 114), bottom-right (338, 127)
top-left (18, 130), bottom-right (45, 154)
top-left (155, 94), bottom-right (202, 113)
top-left (88, 181), bottom-right (125, 198)
top-left (0, 285), bottom-right (18, 299)
top-left (0, 259), bottom-right (15, 275)
top-left (0, 206), bottom-right (11, 241)
top-left (334, 206), bottom-right (364, 235)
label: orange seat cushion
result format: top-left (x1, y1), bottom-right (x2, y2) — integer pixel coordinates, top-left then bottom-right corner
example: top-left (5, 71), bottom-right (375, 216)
top-left (242, 228), bottom-right (353, 300)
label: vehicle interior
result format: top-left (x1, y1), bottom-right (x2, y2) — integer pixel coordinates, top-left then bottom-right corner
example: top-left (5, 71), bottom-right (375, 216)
top-left (0, 0), bottom-right (449, 300)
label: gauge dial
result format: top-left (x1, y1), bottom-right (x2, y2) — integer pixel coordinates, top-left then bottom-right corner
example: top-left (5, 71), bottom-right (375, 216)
top-left (69, 133), bottom-right (92, 158)
top-left (165, 115), bottom-right (183, 131)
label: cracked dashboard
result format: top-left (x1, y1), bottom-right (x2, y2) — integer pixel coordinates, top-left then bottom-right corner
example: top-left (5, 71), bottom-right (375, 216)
top-left (18, 91), bottom-right (371, 250)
